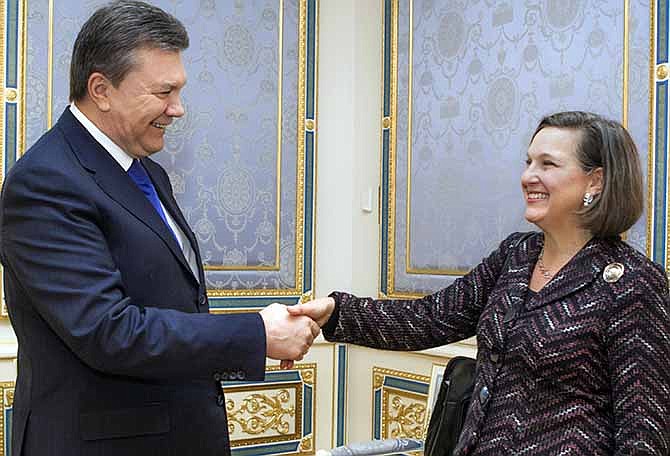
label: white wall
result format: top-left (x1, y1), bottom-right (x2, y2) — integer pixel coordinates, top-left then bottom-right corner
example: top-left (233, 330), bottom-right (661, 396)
top-left (315, 0), bottom-right (381, 300)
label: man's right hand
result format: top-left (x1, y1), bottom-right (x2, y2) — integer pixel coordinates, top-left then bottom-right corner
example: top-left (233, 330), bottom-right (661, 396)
top-left (259, 303), bottom-right (321, 362)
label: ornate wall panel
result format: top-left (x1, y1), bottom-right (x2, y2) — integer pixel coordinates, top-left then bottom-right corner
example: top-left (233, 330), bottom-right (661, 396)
top-left (223, 364), bottom-right (316, 456)
top-left (0, 382), bottom-right (14, 456)
top-left (371, 367), bottom-right (429, 441)
top-left (3, 0), bottom-right (318, 312)
top-left (381, 0), bottom-right (666, 297)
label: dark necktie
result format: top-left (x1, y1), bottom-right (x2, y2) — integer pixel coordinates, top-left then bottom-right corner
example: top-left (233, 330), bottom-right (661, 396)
top-left (127, 159), bottom-right (179, 244)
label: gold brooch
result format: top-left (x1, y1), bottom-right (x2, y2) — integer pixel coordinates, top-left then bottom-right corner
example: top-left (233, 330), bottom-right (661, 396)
top-left (603, 263), bottom-right (625, 283)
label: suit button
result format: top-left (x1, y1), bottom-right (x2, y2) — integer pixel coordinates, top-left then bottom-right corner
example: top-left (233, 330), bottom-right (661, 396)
top-left (216, 394), bottom-right (225, 407)
top-left (479, 386), bottom-right (490, 404)
top-left (490, 352), bottom-right (500, 364)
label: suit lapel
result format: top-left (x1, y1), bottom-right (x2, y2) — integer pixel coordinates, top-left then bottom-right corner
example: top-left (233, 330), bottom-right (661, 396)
top-left (527, 237), bottom-right (601, 311)
top-left (57, 109), bottom-right (194, 277)
top-left (142, 159), bottom-right (204, 284)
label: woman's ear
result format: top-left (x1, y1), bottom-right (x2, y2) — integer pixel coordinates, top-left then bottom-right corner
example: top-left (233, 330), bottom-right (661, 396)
top-left (588, 167), bottom-right (604, 195)
top-left (87, 72), bottom-right (112, 112)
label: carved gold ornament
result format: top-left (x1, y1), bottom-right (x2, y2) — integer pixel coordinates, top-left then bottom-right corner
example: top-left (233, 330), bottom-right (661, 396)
top-left (227, 390), bottom-right (295, 435)
top-left (657, 64), bottom-right (669, 81)
top-left (388, 395), bottom-right (426, 439)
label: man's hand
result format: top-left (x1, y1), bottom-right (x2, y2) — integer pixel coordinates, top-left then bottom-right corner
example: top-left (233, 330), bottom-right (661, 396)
top-left (286, 297), bottom-right (335, 327)
top-left (260, 303), bottom-right (321, 364)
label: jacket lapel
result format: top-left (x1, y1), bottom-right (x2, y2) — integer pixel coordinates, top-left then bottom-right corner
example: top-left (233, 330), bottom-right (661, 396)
top-left (142, 159), bottom-right (204, 284)
top-left (57, 109), bottom-right (194, 277)
top-left (527, 237), bottom-right (601, 311)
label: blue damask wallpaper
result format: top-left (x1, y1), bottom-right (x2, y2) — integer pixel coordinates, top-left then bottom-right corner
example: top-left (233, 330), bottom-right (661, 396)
top-left (386, 0), bottom-right (655, 295)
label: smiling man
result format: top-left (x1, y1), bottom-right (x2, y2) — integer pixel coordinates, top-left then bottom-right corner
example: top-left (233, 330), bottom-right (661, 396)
top-left (0, 2), bottom-right (320, 455)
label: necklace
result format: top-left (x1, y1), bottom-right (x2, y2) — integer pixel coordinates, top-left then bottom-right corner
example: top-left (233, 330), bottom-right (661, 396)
top-left (537, 247), bottom-right (553, 280)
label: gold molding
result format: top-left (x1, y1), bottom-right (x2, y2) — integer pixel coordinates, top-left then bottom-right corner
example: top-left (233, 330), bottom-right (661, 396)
top-left (383, 389), bottom-right (426, 439)
top-left (657, 64), bottom-right (668, 81)
top-left (0, 382), bottom-right (15, 456)
top-left (226, 389), bottom-right (297, 436)
top-left (385, 0), bottom-right (399, 296)
top-left (224, 363), bottom-right (316, 448)
top-left (372, 367), bottom-right (430, 385)
top-left (295, 0), bottom-right (308, 297)
top-left (372, 367), bottom-right (429, 444)
top-left (647, 0), bottom-right (656, 258)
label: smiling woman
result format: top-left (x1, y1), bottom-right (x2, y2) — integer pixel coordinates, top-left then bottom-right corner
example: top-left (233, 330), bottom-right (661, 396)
top-left (293, 111), bottom-right (670, 455)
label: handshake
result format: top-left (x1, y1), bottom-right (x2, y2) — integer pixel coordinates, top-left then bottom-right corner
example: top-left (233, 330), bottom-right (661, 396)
top-left (259, 297), bottom-right (335, 369)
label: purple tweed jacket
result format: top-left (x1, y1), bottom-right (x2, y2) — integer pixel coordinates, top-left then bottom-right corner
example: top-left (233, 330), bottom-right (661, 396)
top-left (323, 232), bottom-right (670, 455)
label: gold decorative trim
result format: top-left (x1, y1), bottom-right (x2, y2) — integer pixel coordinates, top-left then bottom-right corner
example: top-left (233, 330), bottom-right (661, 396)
top-left (647, 0), bottom-right (656, 258)
top-left (305, 118), bottom-right (315, 131)
top-left (385, 0), bottom-right (399, 296)
top-left (224, 363), bottom-right (316, 448)
top-left (5, 88), bottom-right (17, 101)
top-left (0, 382), bottom-right (16, 456)
top-left (295, 0), bottom-right (308, 297)
top-left (299, 434), bottom-right (313, 453)
top-left (226, 389), bottom-right (296, 436)
top-left (657, 64), bottom-right (668, 81)
top-left (382, 389), bottom-right (426, 439)
top-left (382, 116), bottom-right (391, 129)
top-left (372, 367), bottom-right (430, 385)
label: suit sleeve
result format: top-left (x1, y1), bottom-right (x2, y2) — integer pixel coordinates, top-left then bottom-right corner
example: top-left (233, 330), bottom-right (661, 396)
top-left (322, 232), bottom-right (529, 350)
top-left (0, 163), bottom-right (267, 381)
top-left (606, 261), bottom-right (670, 455)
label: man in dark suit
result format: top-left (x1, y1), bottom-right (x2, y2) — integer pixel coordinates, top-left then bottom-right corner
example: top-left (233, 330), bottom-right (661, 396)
top-left (0, 1), bottom-right (319, 455)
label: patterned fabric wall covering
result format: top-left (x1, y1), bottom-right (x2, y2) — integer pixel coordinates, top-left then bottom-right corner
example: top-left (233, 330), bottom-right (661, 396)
top-left (381, 0), bottom-right (667, 297)
top-left (5, 0), bottom-right (318, 312)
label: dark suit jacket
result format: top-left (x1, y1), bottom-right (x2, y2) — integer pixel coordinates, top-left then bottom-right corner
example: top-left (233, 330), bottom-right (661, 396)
top-left (324, 232), bottom-right (670, 455)
top-left (0, 108), bottom-right (267, 456)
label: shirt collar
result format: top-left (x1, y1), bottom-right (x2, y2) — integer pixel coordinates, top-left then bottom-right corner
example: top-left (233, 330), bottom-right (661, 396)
top-left (69, 103), bottom-right (134, 171)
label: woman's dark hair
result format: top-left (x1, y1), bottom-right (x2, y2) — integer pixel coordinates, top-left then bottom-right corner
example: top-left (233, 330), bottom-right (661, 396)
top-left (69, 0), bottom-right (189, 101)
top-left (531, 111), bottom-right (643, 238)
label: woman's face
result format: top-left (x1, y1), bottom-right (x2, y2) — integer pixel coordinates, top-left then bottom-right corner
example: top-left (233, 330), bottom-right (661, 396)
top-left (521, 127), bottom-right (599, 235)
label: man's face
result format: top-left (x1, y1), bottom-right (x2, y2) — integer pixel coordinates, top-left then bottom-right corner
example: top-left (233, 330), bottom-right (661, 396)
top-left (103, 48), bottom-right (186, 159)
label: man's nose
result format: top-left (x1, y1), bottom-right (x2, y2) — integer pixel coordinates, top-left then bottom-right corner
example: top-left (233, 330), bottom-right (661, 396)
top-left (167, 97), bottom-right (185, 118)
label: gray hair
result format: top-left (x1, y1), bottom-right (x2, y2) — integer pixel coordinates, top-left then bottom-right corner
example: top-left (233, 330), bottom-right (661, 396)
top-left (69, 0), bottom-right (189, 101)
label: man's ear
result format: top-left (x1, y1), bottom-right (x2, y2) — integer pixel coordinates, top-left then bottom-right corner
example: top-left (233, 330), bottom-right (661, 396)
top-left (588, 167), bottom-right (604, 195)
top-left (87, 72), bottom-right (112, 112)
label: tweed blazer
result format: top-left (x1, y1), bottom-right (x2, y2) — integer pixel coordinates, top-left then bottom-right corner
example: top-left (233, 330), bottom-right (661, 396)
top-left (323, 232), bottom-right (670, 455)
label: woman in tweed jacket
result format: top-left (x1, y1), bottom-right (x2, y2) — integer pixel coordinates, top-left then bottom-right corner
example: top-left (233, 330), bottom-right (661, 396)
top-left (290, 112), bottom-right (670, 455)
